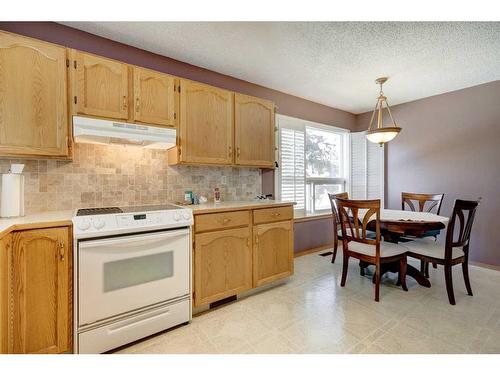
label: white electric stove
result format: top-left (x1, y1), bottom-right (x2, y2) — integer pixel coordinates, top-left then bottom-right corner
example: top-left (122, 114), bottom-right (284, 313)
top-left (72, 204), bottom-right (193, 354)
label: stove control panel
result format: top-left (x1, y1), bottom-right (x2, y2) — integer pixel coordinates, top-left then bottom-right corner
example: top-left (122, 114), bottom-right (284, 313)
top-left (73, 209), bottom-right (193, 238)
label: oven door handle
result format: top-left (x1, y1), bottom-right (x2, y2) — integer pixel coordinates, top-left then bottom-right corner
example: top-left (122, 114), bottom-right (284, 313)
top-left (79, 228), bottom-right (189, 250)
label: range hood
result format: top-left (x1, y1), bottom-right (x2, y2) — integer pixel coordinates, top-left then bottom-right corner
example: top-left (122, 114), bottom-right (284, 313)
top-left (73, 116), bottom-right (176, 149)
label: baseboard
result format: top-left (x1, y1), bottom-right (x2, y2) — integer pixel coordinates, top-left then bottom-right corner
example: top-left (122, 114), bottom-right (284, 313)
top-left (470, 261), bottom-right (500, 272)
top-left (294, 244), bottom-right (333, 257)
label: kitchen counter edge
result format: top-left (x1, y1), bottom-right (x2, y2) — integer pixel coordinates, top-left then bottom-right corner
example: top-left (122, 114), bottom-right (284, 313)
top-left (0, 210), bottom-right (74, 238)
top-left (191, 200), bottom-right (295, 215)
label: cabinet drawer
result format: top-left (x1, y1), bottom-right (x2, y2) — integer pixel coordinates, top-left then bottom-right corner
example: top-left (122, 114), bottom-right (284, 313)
top-left (253, 206), bottom-right (293, 224)
top-left (195, 210), bottom-right (250, 232)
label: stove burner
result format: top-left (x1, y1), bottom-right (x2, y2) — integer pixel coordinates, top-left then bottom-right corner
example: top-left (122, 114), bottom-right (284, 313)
top-left (77, 207), bottom-right (123, 216)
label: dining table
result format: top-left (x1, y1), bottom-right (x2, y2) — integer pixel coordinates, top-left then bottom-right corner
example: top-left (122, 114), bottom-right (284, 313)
top-left (358, 208), bottom-right (449, 287)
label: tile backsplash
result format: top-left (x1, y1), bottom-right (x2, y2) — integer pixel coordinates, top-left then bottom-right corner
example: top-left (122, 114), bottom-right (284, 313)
top-left (0, 143), bottom-right (262, 214)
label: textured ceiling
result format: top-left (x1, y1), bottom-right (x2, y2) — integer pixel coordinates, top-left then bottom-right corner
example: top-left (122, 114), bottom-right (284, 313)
top-left (60, 22), bottom-right (500, 114)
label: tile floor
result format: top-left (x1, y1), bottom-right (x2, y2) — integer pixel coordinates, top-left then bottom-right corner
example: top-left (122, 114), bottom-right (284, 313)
top-left (114, 249), bottom-right (500, 354)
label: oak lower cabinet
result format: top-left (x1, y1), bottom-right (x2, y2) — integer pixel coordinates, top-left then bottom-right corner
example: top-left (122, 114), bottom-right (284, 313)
top-left (176, 79), bottom-right (234, 165)
top-left (0, 226), bottom-right (72, 354)
top-left (253, 220), bottom-right (294, 287)
top-left (194, 227), bottom-right (253, 307)
top-left (193, 205), bottom-right (294, 308)
top-left (0, 31), bottom-right (69, 158)
top-left (234, 93), bottom-right (276, 168)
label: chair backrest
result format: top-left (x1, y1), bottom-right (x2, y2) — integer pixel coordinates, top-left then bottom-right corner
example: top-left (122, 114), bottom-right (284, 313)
top-left (445, 198), bottom-right (481, 259)
top-left (335, 197), bottom-right (382, 257)
top-left (401, 192), bottom-right (445, 215)
top-left (328, 192), bottom-right (348, 224)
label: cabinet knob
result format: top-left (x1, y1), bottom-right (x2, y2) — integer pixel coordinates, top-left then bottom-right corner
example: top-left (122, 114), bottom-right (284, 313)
top-left (122, 95), bottom-right (128, 110)
top-left (135, 98), bottom-right (140, 112)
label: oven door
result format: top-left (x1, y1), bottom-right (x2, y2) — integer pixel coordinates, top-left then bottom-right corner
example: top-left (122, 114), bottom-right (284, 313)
top-left (78, 228), bottom-right (190, 326)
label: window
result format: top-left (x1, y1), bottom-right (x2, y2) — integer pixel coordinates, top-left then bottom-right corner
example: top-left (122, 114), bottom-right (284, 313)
top-left (276, 115), bottom-right (349, 214)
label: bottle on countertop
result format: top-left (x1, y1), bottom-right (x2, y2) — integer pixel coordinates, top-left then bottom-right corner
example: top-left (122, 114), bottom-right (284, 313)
top-left (214, 187), bottom-right (221, 204)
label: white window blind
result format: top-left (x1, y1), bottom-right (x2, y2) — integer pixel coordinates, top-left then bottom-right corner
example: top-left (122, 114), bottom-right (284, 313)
top-left (350, 131), bottom-right (385, 202)
top-left (277, 115), bottom-right (349, 213)
top-left (280, 127), bottom-right (305, 209)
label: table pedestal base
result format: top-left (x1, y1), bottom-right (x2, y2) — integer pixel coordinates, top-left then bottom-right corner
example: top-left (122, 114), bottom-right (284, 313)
top-left (359, 261), bottom-right (431, 288)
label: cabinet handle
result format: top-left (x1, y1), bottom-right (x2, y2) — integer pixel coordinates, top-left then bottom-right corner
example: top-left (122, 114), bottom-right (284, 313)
top-left (255, 235), bottom-right (259, 245)
top-left (237, 147), bottom-right (241, 157)
top-left (222, 218), bottom-right (231, 224)
top-left (273, 212), bottom-right (281, 217)
top-left (58, 241), bottom-right (65, 262)
top-left (135, 98), bottom-right (140, 112)
top-left (122, 95), bottom-right (128, 110)
top-left (228, 146), bottom-right (232, 157)
top-left (247, 238), bottom-right (250, 247)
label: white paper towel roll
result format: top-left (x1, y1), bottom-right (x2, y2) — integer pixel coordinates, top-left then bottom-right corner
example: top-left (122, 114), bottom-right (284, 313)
top-left (1, 173), bottom-right (25, 218)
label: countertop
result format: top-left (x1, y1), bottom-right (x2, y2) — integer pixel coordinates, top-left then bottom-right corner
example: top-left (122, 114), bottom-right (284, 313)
top-left (0, 200), bottom-right (296, 236)
top-left (190, 200), bottom-right (295, 214)
top-left (0, 210), bottom-right (74, 237)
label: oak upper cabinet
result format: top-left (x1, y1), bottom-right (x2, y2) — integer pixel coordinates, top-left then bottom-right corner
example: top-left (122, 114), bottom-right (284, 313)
top-left (234, 93), bottom-right (276, 168)
top-left (178, 79), bottom-right (234, 165)
top-left (132, 67), bottom-right (177, 127)
top-left (194, 227), bottom-right (252, 307)
top-left (253, 220), bottom-right (294, 287)
top-left (0, 31), bottom-right (69, 158)
top-left (73, 50), bottom-right (130, 120)
top-left (7, 227), bottom-right (72, 354)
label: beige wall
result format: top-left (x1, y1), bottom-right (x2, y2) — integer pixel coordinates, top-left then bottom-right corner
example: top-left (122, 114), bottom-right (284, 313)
top-left (356, 80), bottom-right (500, 266)
top-left (0, 143), bottom-right (261, 214)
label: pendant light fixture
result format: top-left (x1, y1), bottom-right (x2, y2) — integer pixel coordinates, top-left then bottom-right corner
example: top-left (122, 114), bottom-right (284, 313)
top-left (366, 77), bottom-right (401, 146)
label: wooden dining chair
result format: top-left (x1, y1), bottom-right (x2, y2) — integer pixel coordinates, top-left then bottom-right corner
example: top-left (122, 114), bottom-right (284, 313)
top-left (401, 192), bottom-right (445, 276)
top-left (335, 197), bottom-right (408, 302)
top-left (401, 192), bottom-right (445, 215)
top-left (328, 192), bottom-right (349, 264)
top-left (404, 198), bottom-right (481, 305)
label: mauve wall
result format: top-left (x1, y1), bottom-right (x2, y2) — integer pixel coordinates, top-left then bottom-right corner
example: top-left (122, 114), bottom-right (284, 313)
top-left (294, 218), bottom-right (334, 253)
top-left (356, 81), bottom-right (500, 266)
top-left (0, 22), bottom-right (353, 253)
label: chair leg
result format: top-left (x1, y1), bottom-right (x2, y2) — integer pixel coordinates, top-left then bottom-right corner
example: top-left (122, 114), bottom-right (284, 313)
top-left (444, 265), bottom-right (456, 305)
top-left (374, 263), bottom-right (381, 302)
top-left (399, 257), bottom-right (408, 292)
top-left (340, 254), bottom-right (349, 287)
top-left (331, 237), bottom-right (338, 264)
top-left (432, 262), bottom-right (437, 269)
top-left (462, 260), bottom-right (473, 296)
top-left (359, 261), bottom-right (365, 276)
top-left (424, 261), bottom-right (430, 278)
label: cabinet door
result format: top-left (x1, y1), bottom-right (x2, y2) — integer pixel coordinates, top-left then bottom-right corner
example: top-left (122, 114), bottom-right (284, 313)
top-left (10, 227), bottom-right (71, 354)
top-left (253, 221), bottom-right (294, 287)
top-left (133, 67), bottom-right (176, 127)
top-left (179, 80), bottom-right (233, 164)
top-left (0, 31), bottom-right (69, 157)
top-left (194, 227), bottom-right (252, 307)
top-left (74, 51), bottom-right (129, 120)
top-left (235, 93), bottom-right (275, 168)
